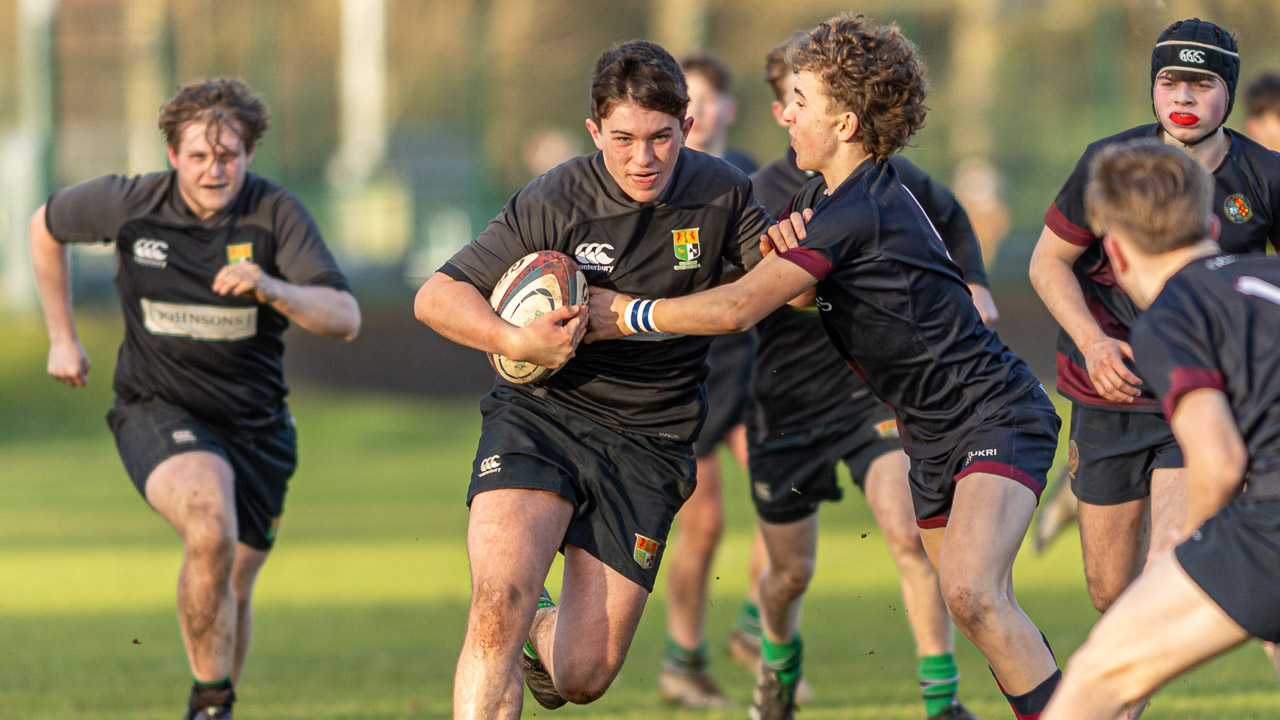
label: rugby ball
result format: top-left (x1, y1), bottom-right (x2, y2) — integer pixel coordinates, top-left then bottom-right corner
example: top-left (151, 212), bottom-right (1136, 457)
top-left (487, 251), bottom-right (589, 384)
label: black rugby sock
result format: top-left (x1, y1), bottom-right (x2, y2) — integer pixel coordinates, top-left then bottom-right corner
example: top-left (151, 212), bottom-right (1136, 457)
top-left (189, 677), bottom-right (235, 711)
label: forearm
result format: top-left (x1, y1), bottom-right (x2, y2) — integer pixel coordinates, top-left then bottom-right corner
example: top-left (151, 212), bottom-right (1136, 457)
top-left (269, 284), bottom-right (361, 340)
top-left (414, 272), bottom-right (518, 355)
top-left (1184, 466), bottom-right (1243, 535)
top-left (653, 255), bottom-right (816, 335)
top-left (1029, 245), bottom-right (1108, 348)
top-left (29, 206), bottom-right (79, 343)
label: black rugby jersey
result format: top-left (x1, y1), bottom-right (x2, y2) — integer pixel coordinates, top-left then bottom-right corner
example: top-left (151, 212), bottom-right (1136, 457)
top-left (46, 171), bottom-right (351, 430)
top-left (1045, 125), bottom-right (1280, 411)
top-left (441, 149), bottom-right (772, 442)
top-left (1132, 254), bottom-right (1280, 497)
top-left (777, 158), bottom-right (1039, 458)
top-left (747, 150), bottom-right (989, 442)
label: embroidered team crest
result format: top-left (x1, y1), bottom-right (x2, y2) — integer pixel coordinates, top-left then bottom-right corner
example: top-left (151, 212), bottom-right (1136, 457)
top-left (672, 228), bottom-right (702, 270)
top-left (1068, 440), bottom-right (1080, 479)
top-left (873, 419), bottom-right (899, 439)
top-left (633, 533), bottom-right (661, 569)
top-left (227, 242), bottom-right (254, 264)
top-left (1224, 194), bottom-right (1252, 224)
top-left (267, 516), bottom-right (282, 541)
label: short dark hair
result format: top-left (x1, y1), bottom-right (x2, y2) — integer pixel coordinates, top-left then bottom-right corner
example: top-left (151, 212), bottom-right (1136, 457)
top-left (1246, 72), bottom-right (1280, 119)
top-left (1085, 138), bottom-right (1214, 255)
top-left (787, 13), bottom-right (928, 161)
top-left (681, 52), bottom-right (732, 94)
top-left (159, 77), bottom-right (269, 153)
top-left (590, 41), bottom-right (688, 124)
top-left (764, 32), bottom-right (806, 102)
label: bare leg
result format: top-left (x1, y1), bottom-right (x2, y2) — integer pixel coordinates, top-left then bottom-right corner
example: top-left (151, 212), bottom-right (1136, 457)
top-left (862, 451), bottom-right (953, 658)
top-left (230, 543), bottom-right (269, 684)
top-left (756, 515), bottom-right (819, 644)
top-left (1043, 551), bottom-right (1250, 720)
top-left (453, 489), bottom-right (572, 720)
top-left (1078, 497), bottom-right (1148, 612)
top-left (530, 545), bottom-right (650, 704)
top-left (145, 451), bottom-right (239, 684)
top-left (664, 452), bottom-right (725, 652)
top-left (931, 473), bottom-right (1057, 694)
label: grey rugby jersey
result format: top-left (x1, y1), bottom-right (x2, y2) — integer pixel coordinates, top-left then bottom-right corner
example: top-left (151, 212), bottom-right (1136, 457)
top-left (441, 148), bottom-right (771, 442)
top-left (46, 171), bottom-right (350, 430)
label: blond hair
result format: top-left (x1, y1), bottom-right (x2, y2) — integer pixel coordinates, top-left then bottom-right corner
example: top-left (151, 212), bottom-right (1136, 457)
top-left (1085, 138), bottom-right (1213, 254)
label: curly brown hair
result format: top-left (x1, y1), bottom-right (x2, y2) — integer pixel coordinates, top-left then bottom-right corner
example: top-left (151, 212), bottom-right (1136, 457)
top-left (158, 77), bottom-right (269, 153)
top-left (787, 13), bottom-right (927, 160)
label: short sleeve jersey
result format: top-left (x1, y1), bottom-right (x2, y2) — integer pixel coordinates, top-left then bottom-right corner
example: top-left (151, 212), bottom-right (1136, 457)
top-left (777, 158), bottom-right (1037, 458)
top-left (45, 172), bottom-right (351, 430)
top-left (747, 151), bottom-right (990, 443)
top-left (1132, 254), bottom-right (1280, 497)
top-left (440, 149), bottom-right (772, 442)
top-left (1045, 125), bottom-right (1280, 411)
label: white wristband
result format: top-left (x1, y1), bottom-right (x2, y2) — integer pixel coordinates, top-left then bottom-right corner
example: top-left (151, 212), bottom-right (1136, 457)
top-left (623, 298), bottom-right (663, 334)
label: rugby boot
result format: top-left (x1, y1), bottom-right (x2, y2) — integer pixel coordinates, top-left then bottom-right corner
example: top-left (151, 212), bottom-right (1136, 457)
top-left (183, 706), bottom-right (232, 720)
top-left (727, 628), bottom-right (815, 705)
top-left (523, 587), bottom-right (567, 710)
top-left (657, 658), bottom-right (735, 708)
top-left (749, 661), bottom-right (799, 720)
top-left (927, 700), bottom-right (979, 720)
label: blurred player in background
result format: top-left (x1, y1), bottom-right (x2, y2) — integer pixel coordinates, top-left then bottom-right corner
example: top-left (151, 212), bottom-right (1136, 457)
top-left (654, 50), bottom-right (760, 709)
top-left (1044, 138), bottom-right (1280, 719)
top-left (1029, 19), bottom-right (1280, 644)
top-left (1245, 71), bottom-right (1280, 153)
top-left (414, 41), bottom-right (772, 719)
top-left (588, 15), bottom-right (1063, 720)
top-left (29, 77), bottom-right (360, 720)
top-left (729, 34), bottom-right (990, 720)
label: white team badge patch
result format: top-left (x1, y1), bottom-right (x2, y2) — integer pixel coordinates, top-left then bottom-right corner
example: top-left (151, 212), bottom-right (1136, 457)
top-left (478, 455), bottom-right (502, 477)
top-left (133, 239), bottom-right (169, 268)
top-left (172, 430), bottom-right (197, 444)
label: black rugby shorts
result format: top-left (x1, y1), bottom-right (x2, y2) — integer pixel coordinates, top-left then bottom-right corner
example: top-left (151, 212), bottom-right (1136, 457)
top-left (107, 397), bottom-right (296, 551)
top-left (1067, 404), bottom-right (1183, 506)
top-left (467, 386), bottom-right (697, 591)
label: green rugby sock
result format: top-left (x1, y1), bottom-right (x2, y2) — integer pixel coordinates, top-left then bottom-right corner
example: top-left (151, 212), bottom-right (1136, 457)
top-left (919, 653), bottom-right (960, 716)
top-left (664, 637), bottom-right (708, 672)
top-left (761, 634), bottom-right (802, 686)
top-left (736, 600), bottom-right (762, 639)
top-left (523, 591), bottom-right (558, 660)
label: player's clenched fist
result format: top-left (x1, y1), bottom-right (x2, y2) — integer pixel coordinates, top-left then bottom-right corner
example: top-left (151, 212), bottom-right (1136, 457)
top-left (504, 304), bottom-right (588, 368)
top-left (212, 261), bottom-right (283, 304)
top-left (47, 338), bottom-right (91, 387)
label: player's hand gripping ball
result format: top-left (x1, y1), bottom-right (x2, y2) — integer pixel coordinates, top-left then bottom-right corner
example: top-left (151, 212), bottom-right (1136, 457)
top-left (488, 251), bottom-right (589, 383)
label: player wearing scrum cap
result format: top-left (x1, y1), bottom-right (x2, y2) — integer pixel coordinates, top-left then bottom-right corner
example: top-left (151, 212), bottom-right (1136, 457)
top-left (1029, 18), bottom-right (1280, 639)
top-left (1044, 137), bottom-right (1280, 719)
top-left (414, 40), bottom-right (771, 719)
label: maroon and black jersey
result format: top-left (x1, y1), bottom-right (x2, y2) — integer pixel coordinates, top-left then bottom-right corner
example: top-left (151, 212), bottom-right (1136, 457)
top-left (1132, 254), bottom-right (1280, 497)
top-left (45, 172), bottom-right (351, 431)
top-left (1045, 125), bottom-right (1280, 411)
top-left (777, 158), bottom-right (1038, 459)
top-left (747, 149), bottom-right (990, 441)
top-left (441, 148), bottom-right (771, 443)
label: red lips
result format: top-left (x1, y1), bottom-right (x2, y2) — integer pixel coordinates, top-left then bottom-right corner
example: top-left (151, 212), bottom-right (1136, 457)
top-left (1170, 112), bottom-right (1199, 126)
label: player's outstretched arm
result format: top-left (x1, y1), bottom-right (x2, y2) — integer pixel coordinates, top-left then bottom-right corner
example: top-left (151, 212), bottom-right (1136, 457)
top-left (1029, 225), bottom-right (1141, 402)
top-left (585, 251), bottom-right (817, 342)
top-left (1169, 388), bottom-right (1247, 537)
top-left (29, 205), bottom-right (91, 387)
top-left (415, 272), bottom-right (585, 369)
top-left (212, 262), bottom-right (361, 340)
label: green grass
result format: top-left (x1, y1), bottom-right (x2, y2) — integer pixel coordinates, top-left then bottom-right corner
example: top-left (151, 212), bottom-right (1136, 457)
top-left (2, 313), bottom-right (1278, 718)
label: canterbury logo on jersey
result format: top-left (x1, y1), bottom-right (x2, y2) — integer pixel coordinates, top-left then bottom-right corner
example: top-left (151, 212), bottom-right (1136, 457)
top-left (1178, 48), bottom-right (1206, 64)
top-left (478, 455), bottom-right (502, 476)
top-left (133, 239), bottom-right (169, 268)
top-left (141, 298), bottom-right (258, 341)
top-left (574, 243), bottom-right (615, 272)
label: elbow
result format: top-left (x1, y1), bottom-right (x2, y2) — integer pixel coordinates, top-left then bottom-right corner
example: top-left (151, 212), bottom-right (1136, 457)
top-left (719, 299), bottom-right (757, 334)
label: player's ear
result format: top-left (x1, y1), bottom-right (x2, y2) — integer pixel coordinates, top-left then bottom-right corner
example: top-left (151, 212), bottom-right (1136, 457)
top-left (166, 144), bottom-right (179, 169)
top-left (1208, 214), bottom-right (1222, 243)
top-left (585, 118), bottom-right (605, 151)
top-left (837, 111), bottom-right (859, 143)
top-left (680, 115), bottom-right (695, 141)
top-left (770, 101), bottom-right (787, 127)
top-left (1102, 234), bottom-right (1129, 274)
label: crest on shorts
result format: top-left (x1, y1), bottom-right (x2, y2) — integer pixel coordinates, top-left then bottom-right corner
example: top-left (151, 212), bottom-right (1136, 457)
top-left (267, 515), bottom-right (281, 542)
top-left (227, 242), bottom-right (254, 264)
top-left (633, 533), bottom-right (660, 569)
top-left (1224, 194), bottom-right (1252, 224)
top-left (1067, 440), bottom-right (1079, 479)
top-left (672, 228), bottom-right (702, 270)
top-left (873, 419), bottom-right (899, 439)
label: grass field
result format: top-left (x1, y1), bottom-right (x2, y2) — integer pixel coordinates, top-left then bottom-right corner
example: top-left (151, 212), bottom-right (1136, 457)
top-left (2, 312), bottom-right (1278, 719)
